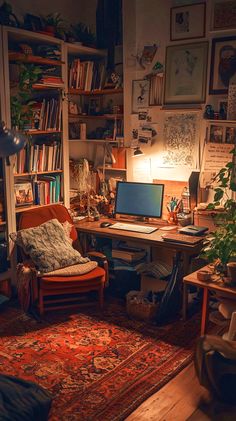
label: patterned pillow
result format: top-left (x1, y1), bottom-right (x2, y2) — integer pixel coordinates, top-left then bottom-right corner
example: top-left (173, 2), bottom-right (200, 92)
top-left (10, 219), bottom-right (89, 274)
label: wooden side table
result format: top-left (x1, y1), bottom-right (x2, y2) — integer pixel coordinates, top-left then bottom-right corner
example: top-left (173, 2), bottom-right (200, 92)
top-left (183, 267), bottom-right (236, 335)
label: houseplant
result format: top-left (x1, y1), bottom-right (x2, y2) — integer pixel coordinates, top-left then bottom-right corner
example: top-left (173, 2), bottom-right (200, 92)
top-left (71, 22), bottom-right (96, 47)
top-left (201, 146), bottom-right (236, 274)
top-left (42, 13), bottom-right (64, 37)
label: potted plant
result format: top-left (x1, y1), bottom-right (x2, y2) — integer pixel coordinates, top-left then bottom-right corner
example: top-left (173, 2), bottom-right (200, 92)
top-left (71, 22), bottom-right (96, 47)
top-left (42, 13), bottom-right (64, 37)
top-left (201, 146), bottom-right (236, 276)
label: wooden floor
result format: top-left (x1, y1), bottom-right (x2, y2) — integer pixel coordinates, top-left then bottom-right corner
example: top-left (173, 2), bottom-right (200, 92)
top-left (126, 363), bottom-right (236, 421)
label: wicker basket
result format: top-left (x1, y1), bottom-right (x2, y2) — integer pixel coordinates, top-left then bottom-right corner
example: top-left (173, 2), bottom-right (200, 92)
top-left (126, 291), bottom-right (159, 321)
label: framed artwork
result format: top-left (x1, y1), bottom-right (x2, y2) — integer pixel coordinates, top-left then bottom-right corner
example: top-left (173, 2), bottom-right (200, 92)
top-left (211, 0), bottom-right (236, 31)
top-left (24, 14), bottom-right (43, 31)
top-left (14, 182), bottom-right (33, 207)
top-left (209, 36), bottom-right (236, 95)
top-left (132, 79), bottom-right (150, 113)
top-left (170, 3), bottom-right (206, 41)
top-left (207, 122), bottom-right (236, 144)
top-left (88, 97), bottom-right (101, 115)
top-left (164, 41), bottom-right (208, 105)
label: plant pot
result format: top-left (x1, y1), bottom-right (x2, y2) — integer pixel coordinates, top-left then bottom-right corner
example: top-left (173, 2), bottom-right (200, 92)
top-left (43, 25), bottom-right (55, 36)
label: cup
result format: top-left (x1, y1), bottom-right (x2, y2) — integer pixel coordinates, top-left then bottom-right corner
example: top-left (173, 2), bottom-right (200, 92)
top-left (167, 211), bottom-right (178, 225)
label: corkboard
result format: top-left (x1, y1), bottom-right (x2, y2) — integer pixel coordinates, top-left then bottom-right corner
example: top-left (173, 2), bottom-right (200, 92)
top-left (153, 179), bottom-right (187, 220)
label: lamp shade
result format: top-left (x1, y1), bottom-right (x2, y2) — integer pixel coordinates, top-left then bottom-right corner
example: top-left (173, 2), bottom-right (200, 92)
top-left (0, 122), bottom-right (26, 158)
top-left (132, 146), bottom-right (144, 157)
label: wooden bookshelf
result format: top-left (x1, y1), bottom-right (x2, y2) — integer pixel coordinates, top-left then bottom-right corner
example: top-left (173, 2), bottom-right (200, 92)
top-left (15, 202), bottom-right (63, 213)
top-left (14, 170), bottom-right (63, 177)
top-left (97, 166), bottom-right (127, 172)
top-left (68, 88), bottom-right (123, 96)
top-left (65, 42), bottom-right (106, 57)
top-left (69, 139), bottom-right (121, 144)
top-left (68, 114), bottom-right (123, 120)
top-left (9, 52), bottom-right (64, 66)
top-left (25, 130), bottom-right (62, 135)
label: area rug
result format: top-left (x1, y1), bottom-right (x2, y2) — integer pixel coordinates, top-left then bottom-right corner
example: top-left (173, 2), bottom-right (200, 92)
top-left (0, 301), bottom-right (214, 421)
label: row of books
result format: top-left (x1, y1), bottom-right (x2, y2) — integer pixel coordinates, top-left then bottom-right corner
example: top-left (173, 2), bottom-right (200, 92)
top-left (69, 59), bottom-right (105, 91)
top-left (13, 141), bottom-right (62, 174)
top-left (28, 98), bottom-right (62, 131)
top-left (14, 175), bottom-right (61, 207)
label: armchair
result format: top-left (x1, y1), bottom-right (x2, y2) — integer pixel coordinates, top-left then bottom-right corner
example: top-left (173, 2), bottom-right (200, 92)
top-left (17, 204), bottom-right (107, 315)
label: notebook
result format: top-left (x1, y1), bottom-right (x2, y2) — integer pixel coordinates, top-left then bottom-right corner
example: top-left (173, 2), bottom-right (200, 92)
top-left (162, 233), bottom-right (204, 245)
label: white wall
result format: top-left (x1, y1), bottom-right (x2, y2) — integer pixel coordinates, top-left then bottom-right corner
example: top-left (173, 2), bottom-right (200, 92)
top-left (123, 0), bottom-right (223, 183)
top-left (10, 0), bottom-right (97, 26)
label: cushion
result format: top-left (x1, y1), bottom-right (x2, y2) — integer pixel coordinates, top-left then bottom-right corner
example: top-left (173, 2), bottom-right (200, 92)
top-left (41, 261), bottom-right (98, 277)
top-left (10, 219), bottom-right (89, 274)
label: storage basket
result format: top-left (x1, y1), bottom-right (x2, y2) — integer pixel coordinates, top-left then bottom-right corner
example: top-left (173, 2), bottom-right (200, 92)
top-left (126, 291), bottom-right (158, 321)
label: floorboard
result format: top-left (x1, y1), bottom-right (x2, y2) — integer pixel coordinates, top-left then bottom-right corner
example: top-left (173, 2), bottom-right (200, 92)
top-left (126, 363), bottom-right (236, 421)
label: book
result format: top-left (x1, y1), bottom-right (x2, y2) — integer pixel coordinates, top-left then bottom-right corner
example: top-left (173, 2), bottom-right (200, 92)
top-left (14, 182), bottom-right (33, 207)
top-left (112, 248), bottom-right (146, 262)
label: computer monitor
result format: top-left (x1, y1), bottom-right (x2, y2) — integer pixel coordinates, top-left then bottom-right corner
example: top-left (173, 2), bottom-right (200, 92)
top-left (114, 181), bottom-right (164, 219)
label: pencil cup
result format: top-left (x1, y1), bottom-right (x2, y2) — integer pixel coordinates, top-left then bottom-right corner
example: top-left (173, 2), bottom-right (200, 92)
top-left (167, 211), bottom-right (178, 225)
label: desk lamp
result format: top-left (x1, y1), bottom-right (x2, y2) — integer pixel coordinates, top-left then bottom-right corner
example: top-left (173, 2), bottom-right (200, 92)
top-left (0, 122), bottom-right (26, 164)
top-left (132, 146), bottom-right (144, 157)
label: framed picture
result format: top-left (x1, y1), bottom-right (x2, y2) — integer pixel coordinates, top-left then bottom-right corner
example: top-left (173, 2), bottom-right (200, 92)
top-left (88, 97), bottom-right (101, 115)
top-left (132, 79), bottom-right (150, 113)
top-left (24, 14), bottom-right (43, 32)
top-left (209, 124), bottom-right (224, 143)
top-left (225, 126), bottom-right (236, 143)
top-left (14, 182), bottom-right (33, 207)
top-left (211, 0), bottom-right (236, 31)
top-left (164, 41), bottom-right (208, 105)
top-left (209, 36), bottom-right (236, 95)
top-left (170, 3), bottom-right (206, 41)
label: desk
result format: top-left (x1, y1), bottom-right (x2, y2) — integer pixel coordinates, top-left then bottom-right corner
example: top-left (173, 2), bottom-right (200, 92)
top-left (183, 267), bottom-right (236, 335)
top-left (75, 219), bottom-right (203, 277)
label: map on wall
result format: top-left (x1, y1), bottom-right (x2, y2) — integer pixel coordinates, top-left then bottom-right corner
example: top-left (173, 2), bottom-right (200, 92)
top-left (161, 112), bottom-right (199, 168)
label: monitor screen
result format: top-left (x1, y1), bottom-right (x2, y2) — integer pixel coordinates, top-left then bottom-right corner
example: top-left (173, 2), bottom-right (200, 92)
top-left (114, 181), bottom-right (164, 218)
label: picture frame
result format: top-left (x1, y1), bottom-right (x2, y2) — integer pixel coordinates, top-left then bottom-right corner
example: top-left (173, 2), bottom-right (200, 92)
top-left (164, 41), bottom-right (208, 105)
top-left (170, 3), bottom-right (206, 41)
top-left (209, 36), bottom-right (236, 95)
top-left (207, 121), bottom-right (236, 144)
top-left (88, 97), bottom-right (101, 115)
top-left (211, 0), bottom-right (236, 31)
top-left (14, 182), bottom-right (33, 207)
top-left (24, 14), bottom-right (43, 32)
top-left (132, 79), bottom-right (150, 113)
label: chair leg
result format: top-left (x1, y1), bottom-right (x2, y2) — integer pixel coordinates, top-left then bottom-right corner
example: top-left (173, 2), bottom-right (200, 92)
top-left (39, 289), bottom-right (44, 315)
top-left (99, 285), bottom-right (104, 310)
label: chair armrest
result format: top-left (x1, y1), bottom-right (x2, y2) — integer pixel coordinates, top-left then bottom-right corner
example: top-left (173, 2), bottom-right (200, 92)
top-left (87, 251), bottom-right (109, 283)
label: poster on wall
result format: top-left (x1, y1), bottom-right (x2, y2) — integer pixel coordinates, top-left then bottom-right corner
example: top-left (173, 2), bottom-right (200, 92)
top-left (164, 42), bottom-right (208, 104)
top-left (209, 36), bottom-right (236, 94)
top-left (211, 0), bottom-right (236, 31)
top-left (170, 3), bottom-right (206, 41)
top-left (161, 112), bottom-right (200, 168)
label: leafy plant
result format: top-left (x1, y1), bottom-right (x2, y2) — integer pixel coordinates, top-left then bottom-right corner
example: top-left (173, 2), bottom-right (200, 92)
top-left (10, 63), bottom-right (42, 129)
top-left (71, 22), bottom-right (96, 46)
top-left (201, 146), bottom-right (236, 270)
top-left (43, 13), bottom-right (64, 29)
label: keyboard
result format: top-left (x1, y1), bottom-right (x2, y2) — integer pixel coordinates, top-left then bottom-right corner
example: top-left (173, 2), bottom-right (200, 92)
top-left (109, 222), bottom-right (158, 234)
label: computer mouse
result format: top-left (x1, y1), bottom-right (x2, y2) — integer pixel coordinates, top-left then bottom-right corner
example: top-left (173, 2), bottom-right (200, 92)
top-left (100, 222), bottom-right (112, 228)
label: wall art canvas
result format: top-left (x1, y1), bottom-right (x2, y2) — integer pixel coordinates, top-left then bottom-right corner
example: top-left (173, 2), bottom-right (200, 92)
top-left (170, 3), bottom-right (206, 41)
top-left (227, 82), bottom-right (236, 120)
top-left (164, 42), bottom-right (208, 104)
top-left (209, 36), bottom-right (236, 94)
top-left (132, 79), bottom-right (150, 113)
top-left (211, 0), bottom-right (236, 31)
top-left (162, 113), bottom-right (199, 168)
top-left (209, 125), bottom-right (224, 143)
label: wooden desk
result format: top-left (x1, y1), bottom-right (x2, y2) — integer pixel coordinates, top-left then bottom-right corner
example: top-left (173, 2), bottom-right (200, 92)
top-left (183, 267), bottom-right (236, 335)
top-left (75, 219), bottom-right (203, 276)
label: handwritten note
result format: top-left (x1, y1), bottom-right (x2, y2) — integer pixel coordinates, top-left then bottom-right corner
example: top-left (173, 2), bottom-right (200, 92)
top-left (202, 143), bottom-right (233, 171)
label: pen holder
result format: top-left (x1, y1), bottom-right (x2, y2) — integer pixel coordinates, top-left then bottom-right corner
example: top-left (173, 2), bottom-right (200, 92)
top-left (167, 211), bottom-right (178, 225)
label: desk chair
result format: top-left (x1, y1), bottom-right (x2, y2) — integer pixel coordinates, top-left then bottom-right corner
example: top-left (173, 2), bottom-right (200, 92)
top-left (17, 204), bottom-right (108, 315)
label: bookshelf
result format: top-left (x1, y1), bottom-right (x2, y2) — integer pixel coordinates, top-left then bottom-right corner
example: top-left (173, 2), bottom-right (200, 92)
top-left (0, 25), bottom-right (69, 270)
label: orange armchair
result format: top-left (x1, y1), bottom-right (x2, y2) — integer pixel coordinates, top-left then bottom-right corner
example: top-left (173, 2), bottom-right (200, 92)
top-left (17, 204), bottom-right (107, 315)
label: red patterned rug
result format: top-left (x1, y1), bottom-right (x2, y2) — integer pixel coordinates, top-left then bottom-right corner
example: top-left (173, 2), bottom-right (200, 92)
top-left (0, 301), bottom-right (207, 420)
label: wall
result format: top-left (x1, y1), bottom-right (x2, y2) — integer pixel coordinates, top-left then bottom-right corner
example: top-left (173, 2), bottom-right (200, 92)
top-left (9, 0), bottom-right (97, 26)
top-left (123, 0), bottom-right (230, 184)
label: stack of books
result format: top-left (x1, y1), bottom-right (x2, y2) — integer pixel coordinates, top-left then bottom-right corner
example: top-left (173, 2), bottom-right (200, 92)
top-left (29, 98), bottom-right (62, 131)
top-left (14, 141), bottom-right (62, 174)
top-left (112, 247), bottom-right (146, 263)
top-left (69, 59), bottom-right (105, 91)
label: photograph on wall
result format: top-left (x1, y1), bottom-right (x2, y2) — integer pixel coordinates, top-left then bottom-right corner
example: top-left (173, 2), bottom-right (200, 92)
top-left (14, 182), bottom-right (33, 207)
top-left (209, 36), bottom-right (236, 94)
top-left (164, 42), bottom-right (208, 104)
top-left (162, 112), bottom-right (200, 168)
top-left (211, 0), bottom-right (236, 31)
top-left (132, 79), bottom-right (150, 113)
top-left (225, 126), bottom-right (236, 143)
top-left (170, 3), bottom-right (206, 41)
top-left (209, 125), bottom-right (224, 143)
